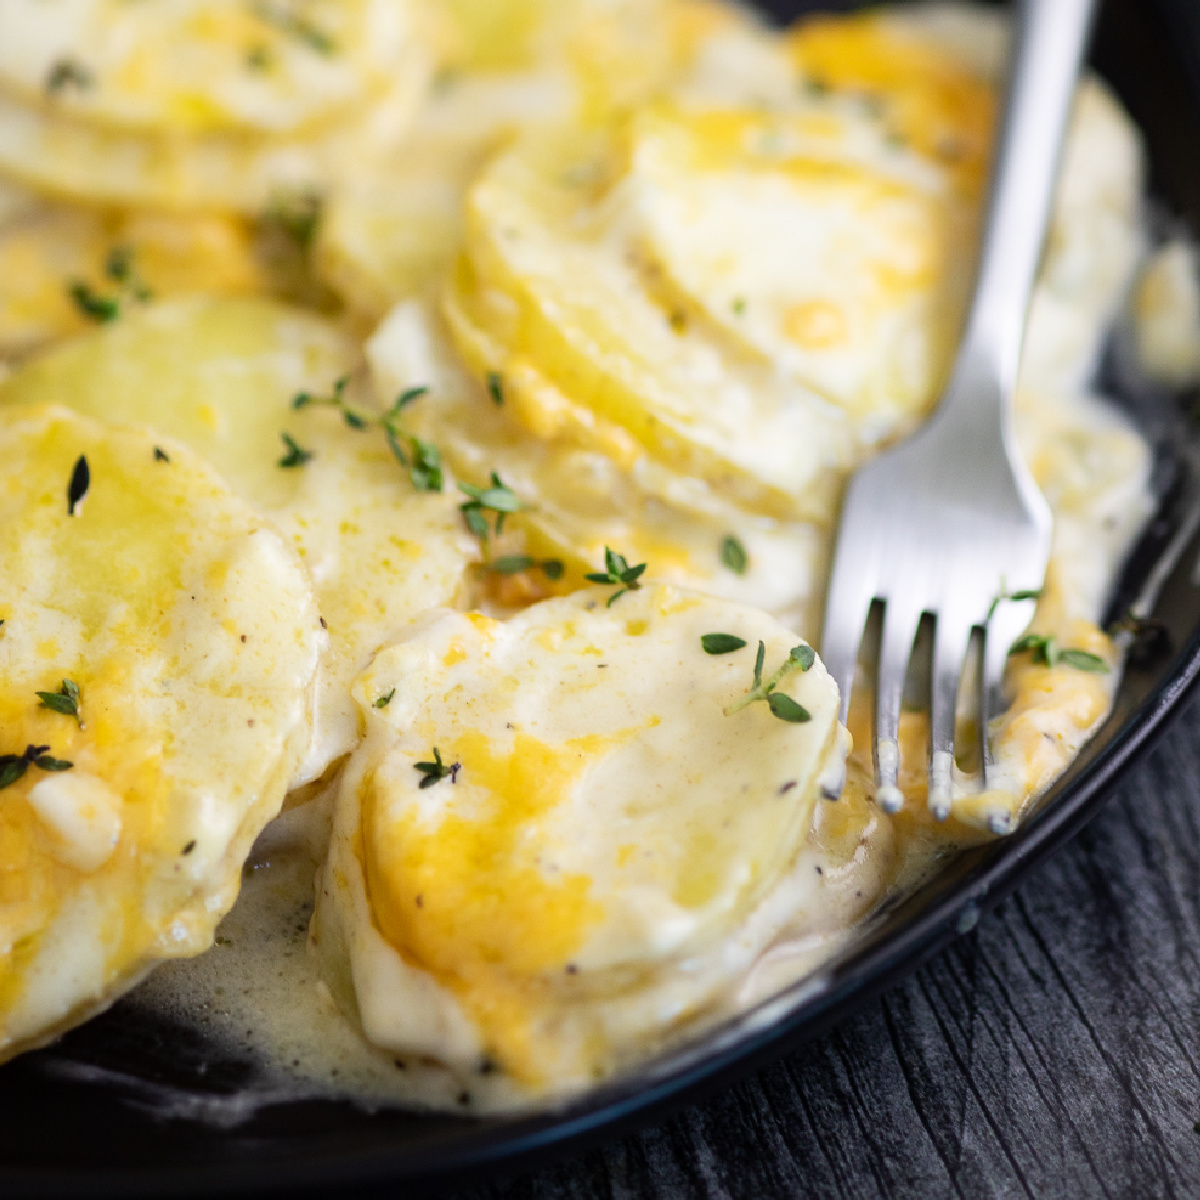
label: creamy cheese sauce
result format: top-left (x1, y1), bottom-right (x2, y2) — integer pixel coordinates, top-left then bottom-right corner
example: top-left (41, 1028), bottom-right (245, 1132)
top-left (131, 782), bottom-right (925, 1115)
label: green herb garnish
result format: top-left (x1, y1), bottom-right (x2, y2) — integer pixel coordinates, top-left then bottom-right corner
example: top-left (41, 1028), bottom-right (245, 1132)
top-left (701, 633), bottom-right (747, 656)
top-left (278, 432), bottom-right (314, 469)
top-left (986, 586), bottom-right (1043, 622)
top-left (104, 246), bottom-right (152, 301)
top-left (585, 547), bottom-right (647, 608)
top-left (67, 455), bottom-right (90, 516)
top-left (374, 689), bottom-right (396, 710)
top-left (36, 680), bottom-right (81, 725)
top-left (251, 1), bottom-right (335, 54)
top-left (0, 745), bottom-right (73, 791)
top-left (488, 555), bottom-right (565, 581)
top-left (1008, 634), bottom-right (1108, 673)
top-left (45, 59), bottom-right (93, 94)
top-left (459, 472), bottom-right (521, 548)
top-left (292, 379), bottom-right (443, 492)
top-left (68, 282), bottom-right (119, 323)
top-left (261, 188), bottom-right (324, 252)
top-left (487, 372), bottom-right (505, 407)
top-left (725, 641), bottom-right (815, 722)
top-left (414, 747), bottom-right (460, 790)
top-left (154, 447), bottom-right (171, 463)
top-left (720, 535), bottom-right (748, 576)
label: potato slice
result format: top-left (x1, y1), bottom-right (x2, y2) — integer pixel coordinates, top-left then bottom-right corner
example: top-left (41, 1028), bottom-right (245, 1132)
top-left (0, 0), bottom-right (422, 137)
top-left (0, 405), bottom-right (323, 1061)
top-left (0, 298), bottom-right (475, 782)
top-left (456, 127), bottom-right (860, 522)
top-left (0, 55), bottom-right (430, 214)
top-left (623, 102), bottom-right (979, 424)
top-left (0, 206), bottom-right (265, 359)
top-left (312, 586), bottom-right (843, 1104)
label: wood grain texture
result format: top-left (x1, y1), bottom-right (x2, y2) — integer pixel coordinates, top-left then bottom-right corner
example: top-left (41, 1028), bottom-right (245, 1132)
top-left (452, 693), bottom-right (1200, 1199)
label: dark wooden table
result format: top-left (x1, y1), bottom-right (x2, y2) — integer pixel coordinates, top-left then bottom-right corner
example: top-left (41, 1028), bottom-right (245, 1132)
top-left (450, 691), bottom-right (1200, 1199)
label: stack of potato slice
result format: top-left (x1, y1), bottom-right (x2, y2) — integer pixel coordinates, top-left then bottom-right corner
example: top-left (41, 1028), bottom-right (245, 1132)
top-left (0, 0), bottom-right (435, 361)
top-left (367, 12), bottom-right (995, 630)
top-left (315, 0), bottom-right (758, 322)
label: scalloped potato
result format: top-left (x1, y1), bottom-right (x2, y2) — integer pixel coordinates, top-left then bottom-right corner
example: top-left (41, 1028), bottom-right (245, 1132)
top-left (0, 406), bottom-right (323, 1061)
top-left (312, 587), bottom-right (843, 1104)
top-left (0, 0), bottom-right (1167, 1117)
top-left (0, 298), bottom-right (476, 783)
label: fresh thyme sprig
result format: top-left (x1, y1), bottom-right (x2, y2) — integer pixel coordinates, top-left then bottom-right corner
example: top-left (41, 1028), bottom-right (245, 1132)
top-left (0, 745), bottom-right (73, 791)
top-left (292, 378), bottom-right (444, 492)
top-left (488, 555), bottom-right (564, 581)
top-left (585, 547), bottom-right (647, 608)
top-left (458, 473), bottom-right (522, 549)
top-left (251, 0), bottom-right (336, 54)
top-left (725, 641), bottom-right (815, 723)
top-left (1008, 633), bottom-right (1108, 673)
top-left (67, 245), bottom-right (153, 324)
top-left (37, 680), bottom-right (81, 726)
top-left (986, 586), bottom-right (1043, 622)
top-left (414, 747), bottom-right (460, 790)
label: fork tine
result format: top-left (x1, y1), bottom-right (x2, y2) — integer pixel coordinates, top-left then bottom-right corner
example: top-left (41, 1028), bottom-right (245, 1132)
top-left (928, 610), bottom-right (973, 822)
top-left (816, 586), bottom-right (874, 802)
top-left (874, 599), bottom-right (921, 814)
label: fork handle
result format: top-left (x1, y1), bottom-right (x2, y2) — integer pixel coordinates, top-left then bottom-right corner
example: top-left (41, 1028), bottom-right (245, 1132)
top-left (948, 0), bottom-right (1097, 405)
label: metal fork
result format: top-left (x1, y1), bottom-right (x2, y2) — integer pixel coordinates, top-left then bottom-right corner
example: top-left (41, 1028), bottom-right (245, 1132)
top-left (820, 0), bottom-right (1096, 824)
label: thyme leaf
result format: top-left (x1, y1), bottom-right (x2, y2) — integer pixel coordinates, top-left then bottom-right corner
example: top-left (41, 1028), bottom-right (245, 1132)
top-left (36, 679), bottom-right (81, 725)
top-left (701, 633), bottom-right (747, 655)
top-left (488, 555), bottom-right (565, 581)
top-left (414, 747), bottom-right (460, 789)
top-left (487, 372), bottom-right (505, 407)
top-left (1008, 633), bottom-right (1108, 673)
top-left (45, 59), bottom-right (93, 93)
top-left (278, 432), bottom-right (314, 469)
top-left (68, 282), bottom-right (119, 323)
top-left (67, 455), bottom-right (90, 516)
top-left (251, 1), bottom-right (335, 54)
top-left (720, 535), bottom-right (749, 576)
top-left (459, 472), bottom-right (522, 549)
top-left (986, 586), bottom-right (1043, 622)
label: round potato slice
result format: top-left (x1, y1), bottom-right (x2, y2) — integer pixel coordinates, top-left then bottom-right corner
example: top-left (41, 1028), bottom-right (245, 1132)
top-left (312, 586), bottom-right (843, 1107)
top-left (0, 298), bottom-right (475, 783)
top-left (0, 205), bottom-right (266, 359)
top-left (0, 405), bottom-right (324, 1062)
top-left (455, 123), bottom-right (883, 523)
top-left (0, 54), bottom-right (430, 215)
top-left (0, 0), bottom-right (421, 137)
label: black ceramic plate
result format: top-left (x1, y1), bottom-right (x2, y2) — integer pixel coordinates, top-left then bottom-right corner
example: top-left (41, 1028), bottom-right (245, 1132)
top-left (5, 1), bottom-right (1200, 1196)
